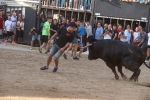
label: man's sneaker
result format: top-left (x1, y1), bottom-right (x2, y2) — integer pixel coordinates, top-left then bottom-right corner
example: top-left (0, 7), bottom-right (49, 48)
top-left (44, 52), bottom-right (48, 55)
top-left (38, 47), bottom-right (42, 53)
top-left (30, 48), bottom-right (32, 50)
top-left (52, 67), bottom-right (58, 72)
top-left (145, 57), bottom-right (150, 62)
top-left (73, 57), bottom-right (79, 60)
top-left (40, 66), bottom-right (48, 70)
top-left (63, 54), bottom-right (67, 60)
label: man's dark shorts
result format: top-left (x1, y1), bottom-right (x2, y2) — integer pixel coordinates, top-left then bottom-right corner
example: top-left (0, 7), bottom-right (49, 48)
top-left (42, 35), bottom-right (48, 43)
top-left (50, 44), bottom-right (64, 59)
top-left (7, 31), bottom-right (14, 36)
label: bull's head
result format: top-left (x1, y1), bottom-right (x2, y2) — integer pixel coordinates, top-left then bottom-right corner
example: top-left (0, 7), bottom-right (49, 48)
top-left (81, 42), bottom-right (99, 60)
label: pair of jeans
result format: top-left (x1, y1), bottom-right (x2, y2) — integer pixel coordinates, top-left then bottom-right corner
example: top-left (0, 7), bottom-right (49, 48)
top-left (84, 0), bottom-right (90, 9)
top-left (61, 0), bottom-right (65, 7)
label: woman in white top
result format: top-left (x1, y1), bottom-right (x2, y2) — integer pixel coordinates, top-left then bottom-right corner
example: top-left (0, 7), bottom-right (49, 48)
top-left (118, 29), bottom-right (128, 43)
top-left (132, 27), bottom-right (140, 45)
top-left (20, 19), bottom-right (24, 42)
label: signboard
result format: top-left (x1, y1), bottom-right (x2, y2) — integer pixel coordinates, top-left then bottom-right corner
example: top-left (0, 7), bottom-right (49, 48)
top-left (0, 1), bottom-right (23, 6)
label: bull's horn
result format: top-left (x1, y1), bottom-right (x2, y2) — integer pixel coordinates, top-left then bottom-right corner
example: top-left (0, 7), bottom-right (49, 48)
top-left (81, 44), bottom-right (92, 49)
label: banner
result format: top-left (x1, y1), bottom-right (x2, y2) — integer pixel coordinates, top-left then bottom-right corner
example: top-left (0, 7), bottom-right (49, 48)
top-left (0, 1), bottom-right (23, 6)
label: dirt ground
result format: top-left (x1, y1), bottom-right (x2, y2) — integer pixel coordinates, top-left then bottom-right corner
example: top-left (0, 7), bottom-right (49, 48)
top-left (0, 48), bottom-right (150, 100)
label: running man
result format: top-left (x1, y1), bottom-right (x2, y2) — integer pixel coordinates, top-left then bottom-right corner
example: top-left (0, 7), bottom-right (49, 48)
top-left (39, 17), bottom-right (52, 54)
top-left (40, 22), bottom-right (77, 72)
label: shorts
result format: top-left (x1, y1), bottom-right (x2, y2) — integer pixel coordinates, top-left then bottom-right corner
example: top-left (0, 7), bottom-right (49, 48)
top-left (7, 31), bottom-right (14, 36)
top-left (142, 47), bottom-right (147, 54)
top-left (42, 35), bottom-right (48, 43)
top-left (32, 35), bottom-right (41, 41)
top-left (147, 45), bottom-right (150, 48)
top-left (21, 30), bottom-right (24, 38)
top-left (16, 30), bottom-right (21, 37)
top-left (69, 0), bottom-right (72, 2)
top-left (0, 29), bottom-right (3, 35)
top-left (72, 38), bottom-right (78, 44)
top-left (55, 0), bottom-right (59, 2)
top-left (87, 35), bottom-right (93, 43)
top-left (50, 44), bottom-right (64, 59)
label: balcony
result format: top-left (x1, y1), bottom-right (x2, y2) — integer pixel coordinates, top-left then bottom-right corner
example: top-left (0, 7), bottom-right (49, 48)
top-left (41, 0), bottom-right (92, 12)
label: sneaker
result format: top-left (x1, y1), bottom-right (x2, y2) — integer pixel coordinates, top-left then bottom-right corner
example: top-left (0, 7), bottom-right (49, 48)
top-left (30, 48), bottom-right (32, 50)
top-left (63, 54), bottom-right (67, 60)
top-left (40, 66), bottom-right (48, 70)
top-left (44, 52), bottom-right (48, 55)
top-left (73, 57), bottom-right (79, 60)
top-left (52, 67), bottom-right (58, 72)
top-left (38, 47), bottom-right (42, 53)
top-left (3, 42), bottom-right (7, 46)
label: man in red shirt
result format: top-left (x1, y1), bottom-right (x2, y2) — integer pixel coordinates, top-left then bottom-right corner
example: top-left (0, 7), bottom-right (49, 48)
top-left (0, 11), bottom-right (4, 39)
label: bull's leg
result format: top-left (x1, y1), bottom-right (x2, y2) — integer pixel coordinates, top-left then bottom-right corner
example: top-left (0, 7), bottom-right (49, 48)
top-left (134, 69), bottom-right (141, 82)
top-left (129, 69), bottom-right (141, 82)
top-left (106, 63), bottom-right (119, 80)
top-left (117, 66), bottom-right (127, 80)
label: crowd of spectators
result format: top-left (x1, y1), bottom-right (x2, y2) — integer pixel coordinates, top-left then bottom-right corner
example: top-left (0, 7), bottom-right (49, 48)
top-left (0, 9), bottom-right (25, 46)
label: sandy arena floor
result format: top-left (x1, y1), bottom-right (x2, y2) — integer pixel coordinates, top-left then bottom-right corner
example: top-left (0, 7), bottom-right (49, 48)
top-left (0, 48), bottom-right (150, 100)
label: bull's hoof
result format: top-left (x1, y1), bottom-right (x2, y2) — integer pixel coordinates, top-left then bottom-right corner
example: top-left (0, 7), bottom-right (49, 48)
top-left (115, 76), bottom-right (119, 80)
top-left (134, 78), bottom-right (138, 82)
top-left (122, 75), bottom-right (127, 80)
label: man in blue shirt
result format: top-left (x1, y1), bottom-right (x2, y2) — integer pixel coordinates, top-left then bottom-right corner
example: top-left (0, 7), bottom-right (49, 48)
top-left (95, 22), bottom-right (103, 40)
top-left (79, 22), bottom-right (86, 46)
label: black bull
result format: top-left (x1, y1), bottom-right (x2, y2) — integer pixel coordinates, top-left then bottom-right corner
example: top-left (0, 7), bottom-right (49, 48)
top-left (83, 39), bottom-right (150, 81)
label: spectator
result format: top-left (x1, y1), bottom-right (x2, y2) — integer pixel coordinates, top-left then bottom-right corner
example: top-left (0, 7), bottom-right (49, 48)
top-left (112, 24), bottom-right (118, 40)
top-left (132, 27), bottom-right (140, 45)
top-left (138, 25), bottom-right (143, 47)
top-left (103, 23), bottom-right (108, 34)
top-left (29, 27), bottom-right (41, 50)
top-left (85, 21), bottom-right (93, 44)
top-left (79, 0), bottom-right (84, 10)
top-left (118, 29), bottom-right (128, 43)
top-left (69, 0), bottom-right (73, 9)
top-left (124, 25), bottom-right (132, 44)
top-left (4, 16), bottom-right (16, 45)
top-left (138, 28), bottom-right (148, 62)
top-left (1, 10), bottom-right (7, 22)
top-left (55, 0), bottom-right (59, 7)
top-left (11, 12), bottom-right (17, 41)
top-left (39, 17), bottom-right (51, 54)
top-left (0, 11), bottom-right (4, 39)
top-left (104, 24), bottom-right (112, 39)
top-left (61, 0), bottom-right (65, 8)
top-left (16, 17), bottom-right (21, 43)
top-left (65, 0), bottom-right (69, 8)
top-left (95, 22), bottom-right (103, 40)
top-left (66, 19), bottom-right (70, 28)
top-left (146, 29), bottom-right (150, 62)
top-left (117, 24), bottom-right (122, 40)
top-left (83, 0), bottom-right (87, 10)
top-left (87, 0), bottom-right (91, 11)
top-left (79, 21), bottom-right (86, 46)
top-left (73, 0), bottom-right (78, 10)
top-left (20, 19), bottom-right (24, 42)
top-left (51, 0), bottom-right (55, 7)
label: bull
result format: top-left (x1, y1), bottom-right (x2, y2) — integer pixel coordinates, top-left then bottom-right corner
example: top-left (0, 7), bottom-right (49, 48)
top-left (82, 39), bottom-right (150, 81)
